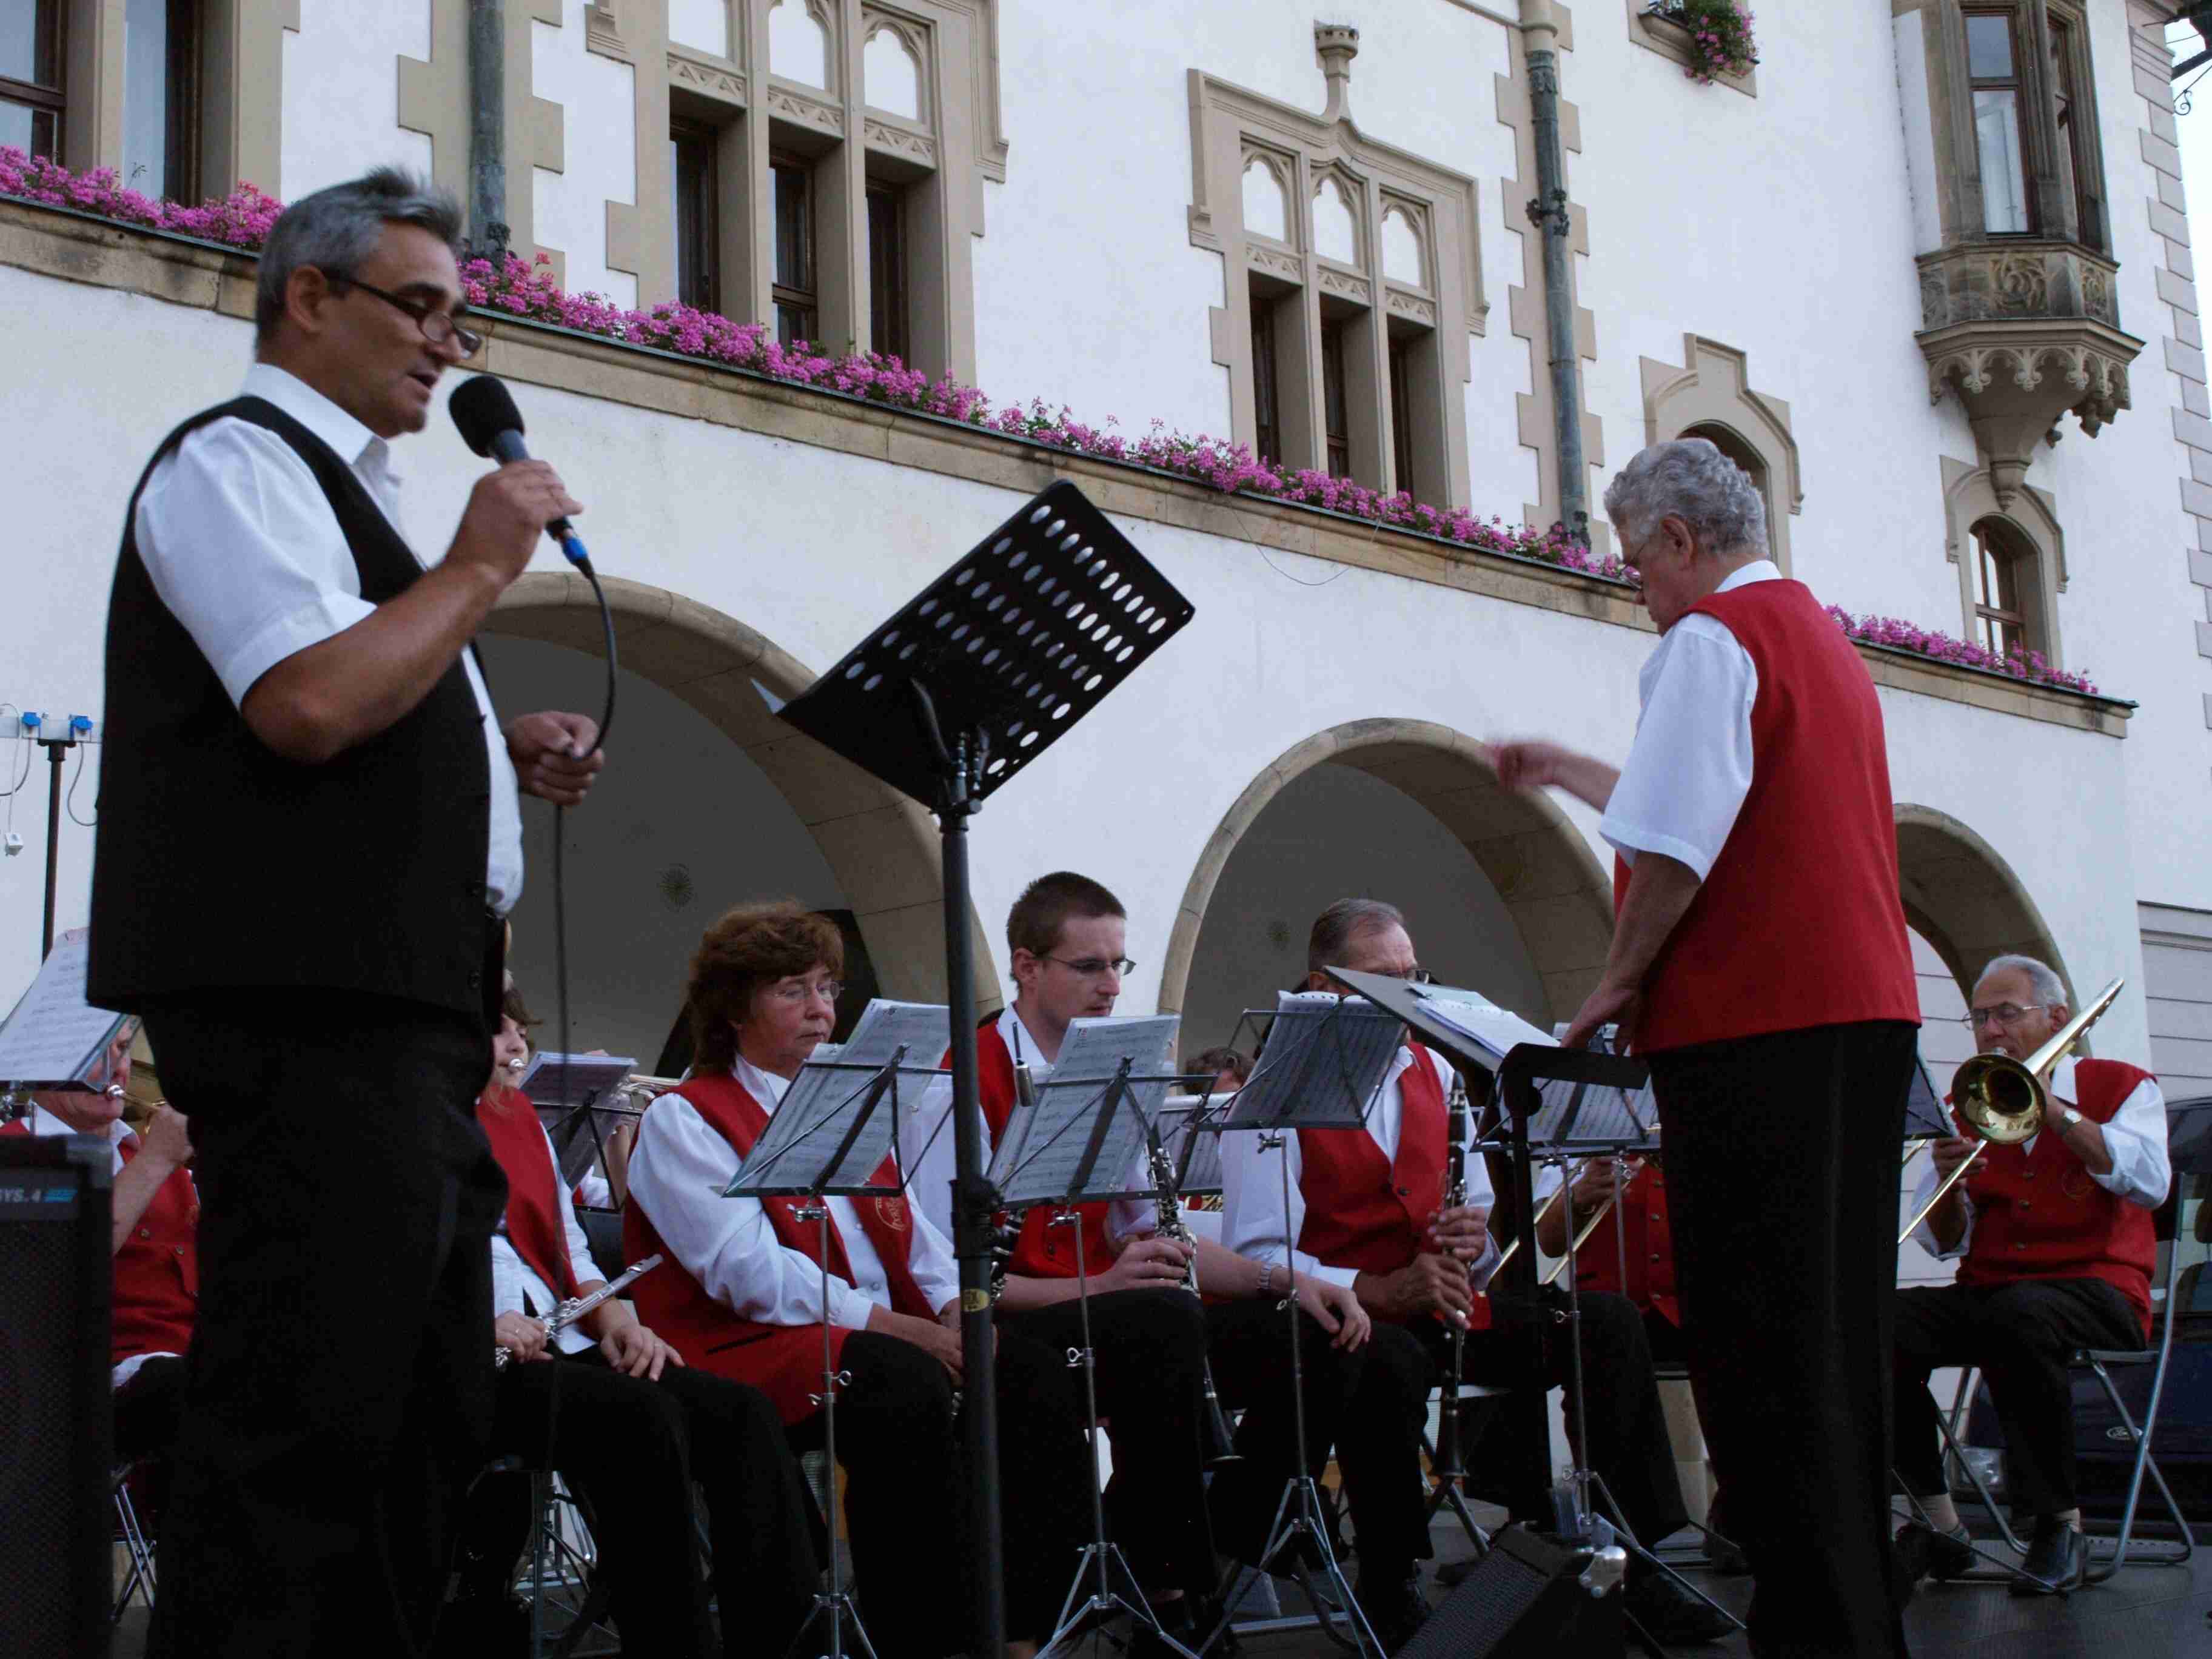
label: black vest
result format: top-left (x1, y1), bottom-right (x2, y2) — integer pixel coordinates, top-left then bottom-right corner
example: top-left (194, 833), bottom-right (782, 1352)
top-left (88, 397), bottom-right (497, 1024)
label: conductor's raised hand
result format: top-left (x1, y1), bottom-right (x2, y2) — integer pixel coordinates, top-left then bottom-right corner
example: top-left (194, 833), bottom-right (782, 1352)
top-left (1101, 1234), bottom-right (1193, 1293)
top-left (449, 461), bottom-right (584, 587)
top-left (1426, 1202), bottom-right (1492, 1264)
top-left (505, 712), bottom-right (605, 805)
top-left (1482, 739), bottom-right (1579, 793)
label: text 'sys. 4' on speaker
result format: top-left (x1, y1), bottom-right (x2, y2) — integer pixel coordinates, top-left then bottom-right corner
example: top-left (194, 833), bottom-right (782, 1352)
top-left (1394, 1524), bottom-right (1626, 1659)
top-left (0, 1133), bottom-right (115, 1657)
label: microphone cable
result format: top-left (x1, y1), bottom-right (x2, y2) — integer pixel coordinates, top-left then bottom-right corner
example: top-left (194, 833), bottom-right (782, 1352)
top-left (550, 544), bottom-right (617, 1181)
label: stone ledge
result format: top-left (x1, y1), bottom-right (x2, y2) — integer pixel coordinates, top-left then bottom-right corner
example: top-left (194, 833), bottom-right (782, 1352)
top-left (1628, 2), bottom-right (1757, 97)
top-left (0, 195), bottom-right (2130, 739)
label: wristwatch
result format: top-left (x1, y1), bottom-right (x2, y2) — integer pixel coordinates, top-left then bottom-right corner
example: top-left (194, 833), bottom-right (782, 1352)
top-left (2058, 1105), bottom-right (2083, 1130)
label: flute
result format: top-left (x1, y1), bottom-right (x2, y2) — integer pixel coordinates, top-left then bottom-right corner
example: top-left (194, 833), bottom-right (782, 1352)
top-left (495, 1253), bottom-right (664, 1370)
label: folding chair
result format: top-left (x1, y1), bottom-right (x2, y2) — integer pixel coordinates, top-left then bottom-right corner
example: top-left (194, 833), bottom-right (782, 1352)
top-left (111, 1463), bottom-right (158, 1621)
top-left (1906, 1096), bottom-right (2208, 1583)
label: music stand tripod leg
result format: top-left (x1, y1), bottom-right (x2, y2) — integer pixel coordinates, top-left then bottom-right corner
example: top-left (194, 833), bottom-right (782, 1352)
top-left (1037, 1207), bottom-right (1196, 1659)
top-left (782, 1207), bottom-right (882, 1659)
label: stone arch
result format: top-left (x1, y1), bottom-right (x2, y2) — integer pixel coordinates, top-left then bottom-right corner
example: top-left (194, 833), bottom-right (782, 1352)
top-left (1894, 803), bottom-right (2073, 1010)
top-left (1159, 719), bottom-right (1616, 1025)
top-left (487, 571), bottom-right (999, 1013)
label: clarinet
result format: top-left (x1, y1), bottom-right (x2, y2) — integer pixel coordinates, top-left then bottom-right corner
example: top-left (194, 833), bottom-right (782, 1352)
top-left (1433, 1073), bottom-right (1473, 1484)
top-left (988, 1061), bottom-right (1039, 1304)
top-left (1147, 1135), bottom-right (1242, 1468)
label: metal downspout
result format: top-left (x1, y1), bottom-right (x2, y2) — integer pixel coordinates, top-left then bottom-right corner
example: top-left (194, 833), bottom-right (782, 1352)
top-left (468, 0), bottom-right (509, 258)
top-left (1523, 3), bottom-right (1588, 538)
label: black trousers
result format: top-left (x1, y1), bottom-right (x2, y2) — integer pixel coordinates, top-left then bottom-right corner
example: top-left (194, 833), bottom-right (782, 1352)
top-left (1892, 1275), bottom-right (2140, 1518)
top-left (1204, 1298), bottom-right (1429, 1578)
top-left (114, 1353), bottom-right (189, 1521)
top-left (141, 988), bottom-right (507, 1659)
top-left (457, 1344), bottom-right (819, 1658)
top-left (999, 1288), bottom-right (1218, 1595)
top-left (787, 1327), bottom-right (1091, 1656)
top-left (1648, 1019), bottom-right (1917, 1659)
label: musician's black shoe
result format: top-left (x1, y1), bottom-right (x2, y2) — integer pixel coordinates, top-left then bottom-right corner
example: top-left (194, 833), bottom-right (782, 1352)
top-left (1353, 1569), bottom-right (1432, 1654)
top-left (1620, 1569), bottom-right (1733, 1645)
top-left (1891, 1517), bottom-right (1976, 1603)
top-left (2009, 1518), bottom-right (2086, 1597)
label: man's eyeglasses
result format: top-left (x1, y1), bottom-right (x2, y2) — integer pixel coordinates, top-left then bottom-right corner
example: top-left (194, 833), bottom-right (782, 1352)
top-left (1370, 968), bottom-right (1435, 985)
top-left (769, 979), bottom-right (844, 1006)
top-left (1044, 955), bottom-right (1136, 979)
top-left (1967, 1002), bottom-right (2044, 1030)
top-left (334, 275), bottom-right (483, 358)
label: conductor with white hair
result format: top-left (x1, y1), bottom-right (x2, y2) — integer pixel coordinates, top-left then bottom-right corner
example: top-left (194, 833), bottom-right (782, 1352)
top-left (1891, 954), bottom-right (2171, 1598)
top-left (1490, 438), bottom-right (1921, 1659)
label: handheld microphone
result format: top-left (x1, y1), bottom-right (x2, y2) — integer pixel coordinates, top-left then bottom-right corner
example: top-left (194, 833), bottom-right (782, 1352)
top-left (449, 374), bottom-right (591, 569)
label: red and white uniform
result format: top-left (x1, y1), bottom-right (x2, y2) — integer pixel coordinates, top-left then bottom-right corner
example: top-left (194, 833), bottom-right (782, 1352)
top-left (1533, 1161), bottom-right (1677, 1326)
top-left (1598, 562), bottom-right (1919, 1053)
top-left (4, 1105), bottom-right (198, 1386)
top-left (624, 1056), bottom-right (959, 1423)
top-left (1911, 1056), bottom-right (2171, 1335)
top-left (478, 1087), bottom-right (600, 1356)
top-left (1218, 1041), bottom-right (1501, 1327)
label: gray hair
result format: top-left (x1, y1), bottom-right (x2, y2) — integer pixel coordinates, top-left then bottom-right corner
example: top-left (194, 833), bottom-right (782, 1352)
top-left (1976, 954), bottom-right (2067, 1010)
top-left (255, 167), bottom-right (464, 343)
top-left (1601, 437), bottom-right (1768, 557)
top-left (1307, 897), bottom-right (1406, 976)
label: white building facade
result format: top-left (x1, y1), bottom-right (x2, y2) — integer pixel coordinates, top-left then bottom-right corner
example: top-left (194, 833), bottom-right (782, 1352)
top-left (5, 0), bottom-right (2211, 1218)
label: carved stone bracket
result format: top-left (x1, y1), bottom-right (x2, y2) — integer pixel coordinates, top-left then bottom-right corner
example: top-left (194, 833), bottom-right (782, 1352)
top-left (863, 116), bottom-right (938, 167)
top-left (669, 51), bottom-right (748, 107)
top-left (766, 79), bottom-right (846, 135)
top-left (1919, 317), bottom-right (2142, 507)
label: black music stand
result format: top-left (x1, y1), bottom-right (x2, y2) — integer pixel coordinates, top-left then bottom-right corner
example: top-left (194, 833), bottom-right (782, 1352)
top-left (726, 1036), bottom-right (945, 1659)
top-left (1204, 994), bottom-right (1404, 1659)
top-left (989, 1028), bottom-right (1192, 1659)
top-left (770, 479), bottom-right (1194, 1659)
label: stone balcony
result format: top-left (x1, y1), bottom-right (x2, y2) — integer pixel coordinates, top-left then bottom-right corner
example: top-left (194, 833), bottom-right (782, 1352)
top-left (1917, 240), bottom-right (2143, 508)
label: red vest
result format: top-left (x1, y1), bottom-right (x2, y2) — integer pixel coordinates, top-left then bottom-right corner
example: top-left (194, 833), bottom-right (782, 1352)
top-left (1625, 579), bottom-right (1919, 1053)
top-left (968, 1022), bottom-right (1121, 1282)
top-left (1956, 1059), bottom-right (2161, 1335)
top-left (476, 1087), bottom-right (584, 1302)
top-left (1570, 1164), bottom-right (1677, 1326)
top-left (623, 1070), bottom-right (936, 1424)
top-left (1295, 1046), bottom-right (1489, 1329)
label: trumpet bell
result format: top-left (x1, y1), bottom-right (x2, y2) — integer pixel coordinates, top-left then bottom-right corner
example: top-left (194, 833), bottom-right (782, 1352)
top-left (1948, 1053), bottom-right (2046, 1145)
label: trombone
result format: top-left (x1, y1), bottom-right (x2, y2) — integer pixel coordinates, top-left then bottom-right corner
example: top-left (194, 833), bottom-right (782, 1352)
top-left (1897, 977), bottom-right (2123, 1246)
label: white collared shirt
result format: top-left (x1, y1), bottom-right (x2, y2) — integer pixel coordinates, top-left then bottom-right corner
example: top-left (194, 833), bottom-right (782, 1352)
top-left (1600, 560), bottom-right (1783, 881)
top-left (133, 363), bottom-right (525, 913)
top-left (490, 1120), bottom-right (605, 1356)
top-left (1911, 1057), bottom-right (2174, 1259)
top-left (18, 1107), bottom-right (183, 1389)
top-left (897, 1006), bottom-right (1153, 1247)
top-left (626, 1057), bottom-right (962, 1332)
top-left (1218, 1045), bottom-right (1502, 1293)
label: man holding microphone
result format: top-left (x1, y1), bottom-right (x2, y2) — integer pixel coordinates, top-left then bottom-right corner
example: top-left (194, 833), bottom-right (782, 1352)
top-left (1492, 438), bottom-right (1920, 1658)
top-left (90, 168), bottom-right (604, 1657)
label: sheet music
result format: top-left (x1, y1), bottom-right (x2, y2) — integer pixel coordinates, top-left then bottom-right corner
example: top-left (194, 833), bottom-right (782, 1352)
top-left (0, 929), bottom-right (130, 1090)
top-left (519, 1053), bottom-right (638, 1111)
top-left (989, 1013), bottom-right (1179, 1207)
top-left (1219, 991), bottom-right (1402, 1130)
top-left (1413, 981), bottom-right (1557, 1067)
top-left (1155, 1097), bottom-right (1228, 1196)
top-left (1504, 1019), bottom-right (1654, 1150)
top-left (728, 1002), bottom-right (949, 1198)
top-left (1903, 1053), bottom-right (1949, 1140)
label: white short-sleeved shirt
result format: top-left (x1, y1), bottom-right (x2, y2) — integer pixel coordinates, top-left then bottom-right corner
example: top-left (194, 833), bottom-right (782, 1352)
top-left (133, 363), bottom-right (525, 913)
top-left (491, 1119), bottom-right (608, 1356)
top-left (1599, 560), bottom-right (1782, 882)
top-left (1910, 1058), bottom-right (2174, 1259)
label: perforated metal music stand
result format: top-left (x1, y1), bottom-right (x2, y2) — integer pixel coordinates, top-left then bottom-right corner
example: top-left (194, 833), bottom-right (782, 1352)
top-left (769, 480), bottom-right (1193, 1659)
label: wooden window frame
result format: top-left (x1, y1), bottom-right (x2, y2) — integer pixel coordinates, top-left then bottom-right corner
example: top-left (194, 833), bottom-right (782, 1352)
top-left (1251, 297), bottom-right (1281, 467)
top-left (1971, 518), bottom-right (2029, 657)
top-left (0, 0), bottom-right (67, 160)
top-left (865, 176), bottom-right (908, 366)
top-left (1388, 332), bottom-right (1415, 497)
top-left (769, 151), bottom-right (819, 347)
top-left (159, 0), bottom-right (204, 203)
top-left (1321, 317), bottom-right (1350, 478)
top-left (671, 116), bottom-right (722, 314)
top-left (1963, 6), bottom-right (2034, 236)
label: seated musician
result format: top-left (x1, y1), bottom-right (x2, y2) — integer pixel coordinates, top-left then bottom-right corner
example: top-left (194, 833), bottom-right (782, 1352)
top-left (1892, 955), bottom-right (2173, 1598)
top-left (1219, 899), bottom-right (1731, 1646)
top-left (1185, 1045), bottom-right (1250, 1099)
top-left (4, 1021), bottom-right (197, 1506)
top-left (440, 984), bottom-right (820, 1658)
top-left (623, 902), bottom-right (1092, 1659)
top-left (903, 871), bottom-right (1263, 1646)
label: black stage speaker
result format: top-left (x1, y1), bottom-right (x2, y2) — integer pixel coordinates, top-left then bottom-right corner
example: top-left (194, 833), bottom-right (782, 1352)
top-left (1397, 1524), bottom-right (1624, 1659)
top-left (0, 1132), bottom-right (115, 1657)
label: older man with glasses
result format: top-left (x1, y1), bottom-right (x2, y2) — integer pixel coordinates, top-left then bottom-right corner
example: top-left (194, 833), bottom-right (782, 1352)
top-left (89, 167), bottom-right (606, 1657)
top-left (1891, 954), bottom-right (2173, 1598)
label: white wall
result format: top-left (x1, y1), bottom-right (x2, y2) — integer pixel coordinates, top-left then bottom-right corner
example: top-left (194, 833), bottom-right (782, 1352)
top-left (532, 1), bottom-right (640, 306)
top-left (282, 0), bottom-right (434, 201)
